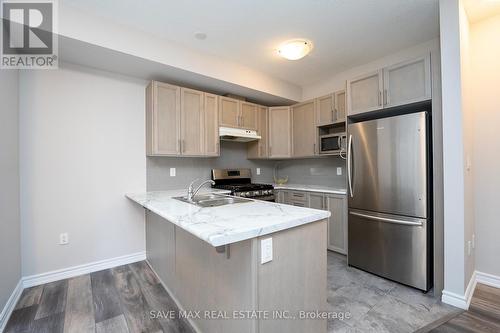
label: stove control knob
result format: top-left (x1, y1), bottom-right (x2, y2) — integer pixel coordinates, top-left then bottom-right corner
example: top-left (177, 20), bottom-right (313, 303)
top-left (246, 192), bottom-right (252, 197)
top-left (238, 192), bottom-right (245, 197)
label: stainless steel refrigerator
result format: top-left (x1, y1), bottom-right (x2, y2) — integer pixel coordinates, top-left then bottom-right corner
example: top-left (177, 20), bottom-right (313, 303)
top-left (347, 111), bottom-right (432, 291)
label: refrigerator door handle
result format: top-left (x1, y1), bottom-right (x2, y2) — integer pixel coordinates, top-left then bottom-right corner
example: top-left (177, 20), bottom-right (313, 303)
top-left (349, 211), bottom-right (424, 226)
top-left (347, 134), bottom-right (353, 197)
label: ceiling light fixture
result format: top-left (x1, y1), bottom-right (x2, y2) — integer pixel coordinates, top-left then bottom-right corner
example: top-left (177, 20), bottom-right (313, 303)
top-left (277, 39), bottom-right (313, 60)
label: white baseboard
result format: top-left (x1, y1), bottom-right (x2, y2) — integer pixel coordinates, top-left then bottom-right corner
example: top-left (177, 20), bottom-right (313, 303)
top-left (0, 279), bottom-right (23, 333)
top-left (441, 271), bottom-right (477, 310)
top-left (22, 251), bottom-right (146, 288)
top-left (475, 271), bottom-right (500, 289)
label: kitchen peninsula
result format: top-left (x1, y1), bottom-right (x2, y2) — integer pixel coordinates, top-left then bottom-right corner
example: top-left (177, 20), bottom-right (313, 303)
top-left (126, 189), bottom-right (330, 333)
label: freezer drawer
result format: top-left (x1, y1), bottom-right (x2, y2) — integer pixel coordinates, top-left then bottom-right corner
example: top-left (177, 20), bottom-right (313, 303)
top-left (348, 112), bottom-right (428, 218)
top-left (347, 209), bottom-right (431, 291)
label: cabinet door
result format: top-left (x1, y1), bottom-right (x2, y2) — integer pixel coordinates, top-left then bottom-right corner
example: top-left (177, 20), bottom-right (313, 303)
top-left (240, 102), bottom-right (258, 130)
top-left (347, 70), bottom-right (383, 115)
top-left (334, 90), bottom-right (346, 122)
top-left (219, 96), bottom-right (240, 128)
top-left (204, 93), bottom-right (220, 156)
top-left (247, 106), bottom-right (268, 159)
top-left (147, 81), bottom-right (181, 156)
top-left (276, 190), bottom-right (285, 204)
top-left (326, 195), bottom-right (348, 254)
top-left (180, 88), bottom-right (204, 156)
top-left (308, 193), bottom-right (325, 210)
top-left (383, 55), bottom-right (431, 108)
top-left (292, 100), bottom-right (317, 157)
top-left (268, 107), bottom-right (291, 158)
top-left (316, 94), bottom-right (334, 126)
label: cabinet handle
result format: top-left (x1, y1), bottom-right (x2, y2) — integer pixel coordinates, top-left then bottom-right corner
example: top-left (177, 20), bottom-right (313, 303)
top-left (384, 89), bottom-right (388, 106)
top-left (378, 91), bottom-right (382, 106)
top-left (331, 108), bottom-right (335, 122)
top-left (313, 143), bottom-right (316, 154)
top-left (241, 116), bottom-right (244, 127)
top-left (178, 139), bottom-right (181, 154)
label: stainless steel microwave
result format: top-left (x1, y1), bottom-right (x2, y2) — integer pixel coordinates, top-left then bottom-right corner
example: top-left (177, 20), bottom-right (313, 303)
top-left (319, 133), bottom-right (346, 154)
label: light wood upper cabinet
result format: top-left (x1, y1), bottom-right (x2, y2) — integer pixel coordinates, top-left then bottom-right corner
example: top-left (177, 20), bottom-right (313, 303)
top-left (219, 96), bottom-right (240, 128)
top-left (240, 102), bottom-right (258, 130)
top-left (316, 94), bottom-right (335, 126)
top-left (326, 194), bottom-right (348, 254)
top-left (180, 88), bottom-right (204, 156)
top-left (347, 70), bottom-right (384, 116)
top-left (269, 106), bottom-right (291, 158)
top-left (292, 100), bottom-right (317, 157)
top-left (347, 54), bottom-right (432, 116)
top-left (316, 91), bottom-right (346, 125)
top-left (334, 90), bottom-right (346, 122)
top-left (204, 93), bottom-right (220, 156)
top-left (247, 106), bottom-right (268, 159)
top-left (146, 81), bottom-right (181, 156)
top-left (219, 97), bottom-right (258, 130)
top-left (383, 55), bottom-right (431, 108)
top-left (146, 81), bottom-right (219, 157)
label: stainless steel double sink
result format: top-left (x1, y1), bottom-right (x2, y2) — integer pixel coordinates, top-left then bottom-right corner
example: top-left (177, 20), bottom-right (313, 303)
top-left (173, 193), bottom-right (251, 207)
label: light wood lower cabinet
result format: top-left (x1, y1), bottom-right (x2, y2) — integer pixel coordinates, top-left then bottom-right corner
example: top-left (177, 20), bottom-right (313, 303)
top-left (275, 189), bottom-right (347, 254)
top-left (325, 194), bottom-right (348, 254)
top-left (268, 106), bottom-right (291, 158)
top-left (146, 81), bottom-right (219, 157)
top-left (292, 100), bottom-right (317, 157)
top-left (247, 106), bottom-right (268, 159)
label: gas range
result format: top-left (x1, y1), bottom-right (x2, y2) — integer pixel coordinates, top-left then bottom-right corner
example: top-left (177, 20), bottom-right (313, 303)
top-left (211, 169), bottom-right (275, 201)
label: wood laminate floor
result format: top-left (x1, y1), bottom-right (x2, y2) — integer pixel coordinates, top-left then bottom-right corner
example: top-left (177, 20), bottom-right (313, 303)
top-left (418, 283), bottom-right (500, 333)
top-left (4, 261), bottom-right (194, 333)
top-left (8, 253), bottom-right (491, 333)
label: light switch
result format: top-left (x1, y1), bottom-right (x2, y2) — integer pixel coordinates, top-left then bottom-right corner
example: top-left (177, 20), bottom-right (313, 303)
top-left (256, 168), bottom-right (261, 175)
top-left (261, 238), bottom-right (273, 264)
top-left (337, 167), bottom-right (342, 176)
top-left (170, 168), bottom-right (176, 177)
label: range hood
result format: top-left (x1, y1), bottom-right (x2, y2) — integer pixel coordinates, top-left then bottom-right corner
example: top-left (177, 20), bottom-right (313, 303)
top-left (219, 127), bottom-right (261, 142)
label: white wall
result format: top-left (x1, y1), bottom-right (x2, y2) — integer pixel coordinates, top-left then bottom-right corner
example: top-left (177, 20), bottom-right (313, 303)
top-left (302, 39), bottom-right (440, 100)
top-left (459, 3), bottom-right (476, 289)
top-left (438, 0), bottom-right (477, 302)
top-left (59, 4), bottom-right (302, 103)
top-left (0, 70), bottom-right (21, 312)
top-left (469, 14), bottom-right (500, 278)
top-left (19, 63), bottom-right (146, 276)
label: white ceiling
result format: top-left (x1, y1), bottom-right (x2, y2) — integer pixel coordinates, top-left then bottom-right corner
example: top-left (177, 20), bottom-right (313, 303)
top-left (464, 0), bottom-right (500, 23)
top-left (61, 0), bottom-right (439, 87)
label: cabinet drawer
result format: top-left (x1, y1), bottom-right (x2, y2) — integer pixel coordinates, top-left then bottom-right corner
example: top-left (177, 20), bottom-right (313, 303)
top-left (285, 191), bottom-right (308, 204)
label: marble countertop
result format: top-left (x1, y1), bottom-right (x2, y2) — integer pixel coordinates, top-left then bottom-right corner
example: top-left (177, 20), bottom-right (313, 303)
top-left (126, 189), bottom-right (330, 247)
top-left (273, 183), bottom-right (347, 195)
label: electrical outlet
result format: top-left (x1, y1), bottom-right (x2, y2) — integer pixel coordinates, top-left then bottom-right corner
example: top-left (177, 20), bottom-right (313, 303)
top-left (467, 240), bottom-right (472, 256)
top-left (261, 238), bottom-right (273, 264)
top-left (170, 168), bottom-right (176, 177)
top-left (256, 168), bottom-right (261, 175)
top-left (337, 167), bottom-right (342, 176)
top-left (60, 233), bottom-right (69, 245)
